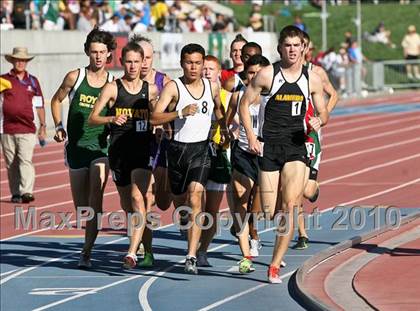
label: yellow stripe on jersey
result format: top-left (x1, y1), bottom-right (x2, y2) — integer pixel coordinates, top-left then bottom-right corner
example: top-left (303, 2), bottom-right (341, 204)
top-left (211, 88), bottom-right (229, 147)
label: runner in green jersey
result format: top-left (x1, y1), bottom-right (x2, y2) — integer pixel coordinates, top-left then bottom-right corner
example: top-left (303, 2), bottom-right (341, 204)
top-left (50, 28), bottom-right (116, 268)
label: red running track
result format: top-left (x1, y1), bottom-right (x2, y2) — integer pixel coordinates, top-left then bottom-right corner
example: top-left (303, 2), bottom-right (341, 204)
top-left (1, 102), bottom-right (420, 241)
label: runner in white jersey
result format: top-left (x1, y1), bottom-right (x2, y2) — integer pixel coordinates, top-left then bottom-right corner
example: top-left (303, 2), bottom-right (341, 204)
top-left (226, 54), bottom-right (270, 273)
top-left (151, 44), bottom-right (229, 274)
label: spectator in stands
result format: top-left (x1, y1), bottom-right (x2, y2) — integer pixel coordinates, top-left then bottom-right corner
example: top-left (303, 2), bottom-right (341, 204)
top-left (293, 15), bottom-right (307, 33)
top-left (0, 0), bottom-right (14, 30)
top-left (343, 31), bottom-right (354, 49)
top-left (0, 47), bottom-right (46, 204)
top-left (248, 2), bottom-right (263, 32)
top-left (77, 3), bottom-right (94, 32)
top-left (402, 25), bottom-right (420, 80)
top-left (132, 9), bottom-right (148, 33)
top-left (119, 14), bottom-right (133, 32)
top-left (101, 13), bottom-right (120, 32)
top-left (151, 0), bottom-right (168, 31)
top-left (212, 13), bottom-right (228, 32)
top-left (333, 45), bottom-right (350, 95)
top-left (348, 40), bottom-right (368, 84)
top-left (364, 21), bottom-right (396, 48)
top-left (192, 4), bottom-right (213, 33)
top-left (11, 0), bottom-right (30, 29)
top-left (41, 0), bottom-right (64, 30)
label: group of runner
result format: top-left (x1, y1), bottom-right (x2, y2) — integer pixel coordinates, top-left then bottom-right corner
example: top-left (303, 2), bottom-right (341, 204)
top-left (51, 24), bottom-right (336, 283)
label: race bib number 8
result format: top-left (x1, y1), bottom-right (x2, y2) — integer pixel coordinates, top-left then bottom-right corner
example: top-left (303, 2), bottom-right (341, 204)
top-left (292, 101), bottom-right (302, 116)
top-left (136, 120), bottom-right (148, 132)
top-left (305, 142), bottom-right (316, 160)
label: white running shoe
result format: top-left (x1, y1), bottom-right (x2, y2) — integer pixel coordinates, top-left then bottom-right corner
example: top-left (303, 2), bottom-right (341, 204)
top-left (250, 239), bottom-right (260, 257)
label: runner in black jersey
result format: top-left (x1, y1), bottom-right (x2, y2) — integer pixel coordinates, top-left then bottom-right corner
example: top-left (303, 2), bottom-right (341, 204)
top-left (129, 35), bottom-right (172, 267)
top-left (239, 25), bottom-right (329, 283)
top-left (89, 42), bottom-right (159, 269)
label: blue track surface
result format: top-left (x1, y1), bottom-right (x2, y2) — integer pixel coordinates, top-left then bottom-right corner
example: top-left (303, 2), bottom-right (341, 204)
top-left (332, 102), bottom-right (420, 116)
top-left (1, 207), bottom-right (419, 311)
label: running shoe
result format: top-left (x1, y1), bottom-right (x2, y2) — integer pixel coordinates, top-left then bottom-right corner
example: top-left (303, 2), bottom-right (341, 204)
top-left (238, 258), bottom-right (255, 274)
top-left (78, 252), bottom-right (92, 269)
top-left (250, 239), bottom-right (260, 257)
top-left (11, 194), bottom-right (22, 203)
top-left (308, 185), bottom-right (320, 203)
top-left (138, 252), bottom-right (154, 268)
top-left (123, 253), bottom-right (138, 269)
top-left (293, 236), bottom-right (309, 250)
top-left (267, 265), bottom-right (282, 284)
top-left (197, 251), bottom-right (211, 267)
top-left (281, 260), bottom-right (287, 268)
top-left (21, 193), bottom-right (34, 203)
top-left (184, 256), bottom-right (198, 274)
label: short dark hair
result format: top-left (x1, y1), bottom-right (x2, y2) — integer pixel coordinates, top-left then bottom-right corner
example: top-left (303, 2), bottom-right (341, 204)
top-left (180, 43), bottom-right (205, 61)
top-left (230, 34), bottom-right (248, 49)
top-left (84, 26), bottom-right (116, 63)
top-left (121, 42), bottom-right (144, 60)
top-left (278, 25), bottom-right (304, 45)
top-left (244, 54), bottom-right (270, 71)
top-left (242, 42), bottom-right (262, 55)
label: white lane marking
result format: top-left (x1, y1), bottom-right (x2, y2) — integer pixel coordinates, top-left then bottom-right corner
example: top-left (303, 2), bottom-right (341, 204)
top-left (198, 270), bottom-right (296, 311)
top-left (29, 288), bottom-right (98, 296)
top-left (0, 169), bottom-right (68, 184)
top-left (324, 115), bottom-right (420, 138)
top-left (0, 183), bottom-right (70, 200)
top-left (138, 226), bottom-right (276, 311)
top-left (320, 154), bottom-right (420, 185)
top-left (337, 178), bottom-right (420, 205)
top-left (326, 109), bottom-right (417, 128)
top-left (0, 159), bottom-right (64, 172)
top-left (324, 124), bottom-right (420, 149)
top-left (138, 176), bottom-right (420, 311)
top-left (1, 220), bottom-right (176, 288)
top-left (0, 268), bottom-right (20, 277)
top-left (322, 137), bottom-right (420, 164)
top-left (1, 189), bottom-right (118, 219)
top-left (0, 235), bottom-right (126, 286)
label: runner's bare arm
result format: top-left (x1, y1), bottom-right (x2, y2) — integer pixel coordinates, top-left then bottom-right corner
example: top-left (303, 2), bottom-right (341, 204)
top-left (51, 70), bottom-right (78, 142)
top-left (314, 65), bottom-right (339, 112)
top-left (151, 81), bottom-right (197, 125)
top-left (88, 81), bottom-right (121, 126)
top-left (163, 73), bottom-right (171, 86)
top-left (239, 65), bottom-right (272, 154)
top-left (222, 74), bottom-right (235, 92)
top-left (148, 84), bottom-right (159, 110)
top-left (309, 72), bottom-right (329, 131)
top-left (226, 90), bottom-right (239, 126)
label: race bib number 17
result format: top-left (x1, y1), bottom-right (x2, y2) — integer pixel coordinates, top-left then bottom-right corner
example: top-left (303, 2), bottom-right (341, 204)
top-left (136, 120), bottom-right (148, 132)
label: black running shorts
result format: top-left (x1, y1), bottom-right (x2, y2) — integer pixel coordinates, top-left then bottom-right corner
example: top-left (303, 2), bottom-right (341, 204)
top-left (258, 142), bottom-right (307, 172)
top-left (167, 140), bottom-right (211, 195)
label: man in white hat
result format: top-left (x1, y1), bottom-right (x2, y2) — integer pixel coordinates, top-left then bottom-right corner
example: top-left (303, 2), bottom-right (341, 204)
top-left (1, 47), bottom-right (46, 203)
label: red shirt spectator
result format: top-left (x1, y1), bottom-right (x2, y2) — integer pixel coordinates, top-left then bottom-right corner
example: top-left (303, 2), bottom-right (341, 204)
top-left (1, 69), bottom-right (44, 134)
